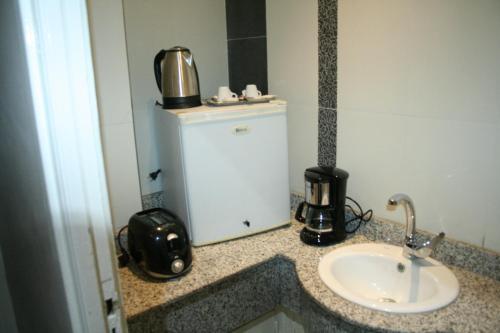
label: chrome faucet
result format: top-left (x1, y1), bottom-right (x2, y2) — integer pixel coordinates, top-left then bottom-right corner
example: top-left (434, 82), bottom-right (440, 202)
top-left (387, 193), bottom-right (445, 259)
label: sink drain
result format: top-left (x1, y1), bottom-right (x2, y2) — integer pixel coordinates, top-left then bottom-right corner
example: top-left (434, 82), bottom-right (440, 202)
top-left (378, 297), bottom-right (397, 303)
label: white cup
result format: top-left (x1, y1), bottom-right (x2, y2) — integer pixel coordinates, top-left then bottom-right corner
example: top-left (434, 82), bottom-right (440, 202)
top-left (217, 86), bottom-right (237, 101)
top-left (242, 84), bottom-right (262, 98)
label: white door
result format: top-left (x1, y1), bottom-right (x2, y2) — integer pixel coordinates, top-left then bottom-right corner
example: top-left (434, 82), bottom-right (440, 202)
top-left (12, 0), bottom-right (126, 331)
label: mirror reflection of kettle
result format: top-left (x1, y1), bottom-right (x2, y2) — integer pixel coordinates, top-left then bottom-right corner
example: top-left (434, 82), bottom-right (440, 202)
top-left (154, 46), bottom-right (201, 109)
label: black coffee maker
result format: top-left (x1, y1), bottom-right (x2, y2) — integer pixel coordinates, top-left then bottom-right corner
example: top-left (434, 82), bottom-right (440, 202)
top-left (295, 166), bottom-right (349, 246)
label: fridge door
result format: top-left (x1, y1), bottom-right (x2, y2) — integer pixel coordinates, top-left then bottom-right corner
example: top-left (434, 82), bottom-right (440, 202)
top-left (181, 110), bottom-right (290, 245)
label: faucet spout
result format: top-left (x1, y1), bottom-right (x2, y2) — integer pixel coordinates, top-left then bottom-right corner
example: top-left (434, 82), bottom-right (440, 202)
top-left (387, 193), bottom-right (444, 259)
top-left (387, 193), bottom-right (416, 241)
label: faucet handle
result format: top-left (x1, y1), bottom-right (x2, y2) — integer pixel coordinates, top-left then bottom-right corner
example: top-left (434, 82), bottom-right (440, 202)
top-left (427, 232), bottom-right (445, 249)
top-left (415, 232), bottom-right (445, 258)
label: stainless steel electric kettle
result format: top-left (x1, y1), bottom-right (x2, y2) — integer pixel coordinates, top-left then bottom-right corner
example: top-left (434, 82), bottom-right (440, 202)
top-left (154, 46), bottom-right (201, 109)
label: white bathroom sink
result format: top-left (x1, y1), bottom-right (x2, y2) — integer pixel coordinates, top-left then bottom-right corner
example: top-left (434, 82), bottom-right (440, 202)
top-left (318, 243), bottom-right (459, 313)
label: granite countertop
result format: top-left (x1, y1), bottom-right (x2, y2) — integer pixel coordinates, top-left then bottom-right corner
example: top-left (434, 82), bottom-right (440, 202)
top-left (118, 220), bottom-right (500, 333)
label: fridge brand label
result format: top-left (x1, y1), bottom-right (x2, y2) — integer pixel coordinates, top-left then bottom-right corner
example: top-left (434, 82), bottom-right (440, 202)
top-left (232, 125), bottom-right (250, 135)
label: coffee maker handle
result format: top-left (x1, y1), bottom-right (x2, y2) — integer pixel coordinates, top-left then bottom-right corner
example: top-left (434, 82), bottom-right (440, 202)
top-left (153, 50), bottom-right (167, 93)
top-left (295, 202), bottom-right (307, 222)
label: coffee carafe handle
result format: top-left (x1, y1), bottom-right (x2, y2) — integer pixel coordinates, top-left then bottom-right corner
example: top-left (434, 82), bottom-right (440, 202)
top-left (153, 50), bottom-right (167, 93)
top-left (295, 202), bottom-right (307, 223)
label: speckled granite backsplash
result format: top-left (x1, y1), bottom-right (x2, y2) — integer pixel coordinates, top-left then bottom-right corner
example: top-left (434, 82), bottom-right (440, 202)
top-left (142, 191), bottom-right (305, 216)
top-left (142, 191), bottom-right (166, 210)
top-left (358, 216), bottom-right (500, 281)
top-left (117, 209), bottom-right (500, 281)
top-left (290, 192), bottom-right (304, 212)
top-left (293, 196), bottom-right (500, 281)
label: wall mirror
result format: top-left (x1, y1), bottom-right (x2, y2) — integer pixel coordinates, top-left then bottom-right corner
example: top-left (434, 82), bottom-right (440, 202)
top-left (336, 0), bottom-right (500, 251)
top-left (121, 0), bottom-right (319, 204)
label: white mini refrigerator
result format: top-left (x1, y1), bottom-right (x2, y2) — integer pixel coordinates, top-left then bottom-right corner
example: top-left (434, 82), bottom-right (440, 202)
top-left (154, 102), bottom-right (290, 246)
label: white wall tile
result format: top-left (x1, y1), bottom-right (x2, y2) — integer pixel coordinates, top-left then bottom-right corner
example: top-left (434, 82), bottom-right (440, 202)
top-left (338, 110), bottom-right (500, 249)
top-left (87, 0), bottom-right (142, 230)
top-left (131, 100), bottom-right (163, 194)
top-left (339, 0), bottom-right (500, 124)
top-left (286, 103), bottom-right (319, 193)
top-left (87, 0), bottom-right (134, 126)
top-left (101, 123), bottom-right (143, 229)
top-left (267, 0), bottom-right (318, 193)
top-left (338, 0), bottom-right (500, 251)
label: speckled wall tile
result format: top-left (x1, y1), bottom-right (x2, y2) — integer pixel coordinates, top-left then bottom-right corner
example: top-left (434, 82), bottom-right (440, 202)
top-left (318, 0), bottom-right (338, 110)
top-left (360, 217), bottom-right (500, 281)
top-left (317, 0), bottom-right (338, 167)
top-left (318, 107), bottom-right (337, 167)
top-left (141, 191), bottom-right (166, 210)
top-left (290, 192), bottom-right (305, 212)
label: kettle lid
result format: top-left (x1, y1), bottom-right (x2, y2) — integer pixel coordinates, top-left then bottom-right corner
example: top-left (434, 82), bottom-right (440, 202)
top-left (166, 46), bottom-right (190, 53)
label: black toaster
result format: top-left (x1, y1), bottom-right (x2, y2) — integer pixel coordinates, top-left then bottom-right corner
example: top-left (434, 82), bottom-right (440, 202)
top-left (128, 208), bottom-right (192, 279)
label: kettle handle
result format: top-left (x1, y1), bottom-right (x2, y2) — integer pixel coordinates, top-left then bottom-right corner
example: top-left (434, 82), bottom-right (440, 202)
top-left (295, 201), bottom-right (307, 222)
top-left (153, 50), bottom-right (167, 93)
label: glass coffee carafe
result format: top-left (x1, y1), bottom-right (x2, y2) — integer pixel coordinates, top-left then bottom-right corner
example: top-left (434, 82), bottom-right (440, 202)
top-left (304, 205), bottom-right (334, 233)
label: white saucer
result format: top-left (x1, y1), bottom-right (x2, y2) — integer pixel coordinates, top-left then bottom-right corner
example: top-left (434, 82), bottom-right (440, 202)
top-left (245, 95), bottom-right (276, 101)
top-left (244, 95), bottom-right (276, 102)
top-left (213, 96), bottom-right (239, 103)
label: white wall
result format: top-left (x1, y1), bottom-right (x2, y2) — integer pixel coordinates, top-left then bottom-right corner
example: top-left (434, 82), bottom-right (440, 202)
top-left (267, 0), bottom-right (318, 194)
top-left (123, 0), bottom-right (229, 195)
top-left (87, 0), bottom-right (143, 229)
top-left (338, 0), bottom-right (500, 251)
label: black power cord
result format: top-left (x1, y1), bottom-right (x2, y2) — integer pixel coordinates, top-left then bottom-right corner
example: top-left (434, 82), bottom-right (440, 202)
top-left (345, 196), bottom-right (373, 233)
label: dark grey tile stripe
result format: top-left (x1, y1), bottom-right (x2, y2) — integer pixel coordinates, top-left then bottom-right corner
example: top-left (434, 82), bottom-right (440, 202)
top-left (141, 191), bottom-right (166, 210)
top-left (227, 35), bottom-right (266, 41)
top-left (318, 107), bottom-right (337, 167)
top-left (225, 0), bottom-right (268, 95)
top-left (318, 0), bottom-right (337, 110)
top-left (227, 37), bottom-right (268, 94)
top-left (225, 0), bottom-right (267, 39)
top-left (317, 0), bottom-right (337, 168)
top-left (290, 192), bottom-right (305, 212)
